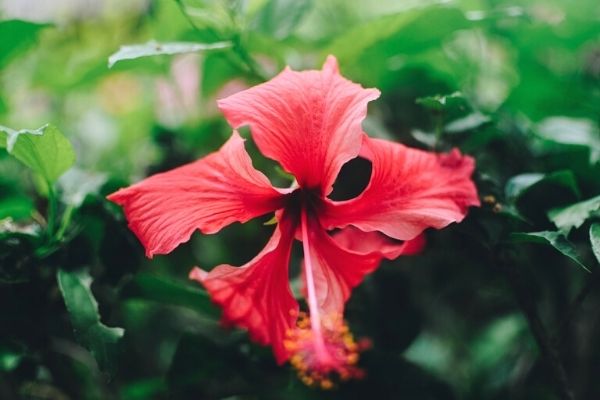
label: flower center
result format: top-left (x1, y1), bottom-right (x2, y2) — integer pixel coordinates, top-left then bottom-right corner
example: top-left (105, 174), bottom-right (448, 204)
top-left (283, 207), bottom-right (367, 388)
top-left (284, 312), bottom-right (367, 389)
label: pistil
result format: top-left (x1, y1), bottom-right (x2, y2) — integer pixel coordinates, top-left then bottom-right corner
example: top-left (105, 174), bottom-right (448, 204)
top-left (300, 207), bottom-right (331, 361)
top-left (284, 206), bottom-right (366, 388)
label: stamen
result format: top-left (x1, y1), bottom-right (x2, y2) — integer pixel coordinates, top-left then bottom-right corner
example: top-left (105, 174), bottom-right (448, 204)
top-left (284, 312), bottom-right (367, 388)
top-left (287, 209), bottom-right (368, 388)
top-left (300, 208), bottom-right (329, 359)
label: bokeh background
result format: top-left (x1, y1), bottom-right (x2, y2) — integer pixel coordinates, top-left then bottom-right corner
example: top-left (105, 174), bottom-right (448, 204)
top-left (1, 0), bottom-right (600, 399)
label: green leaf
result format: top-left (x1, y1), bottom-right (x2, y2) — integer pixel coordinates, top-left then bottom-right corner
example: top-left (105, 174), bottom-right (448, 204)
top-left (58, 168), bottom-right (107, 207)
top-left (0, 218), bottom-right (40, 238)
top-left (411, 129), bottom-right (437, 147)
top-left (120, 378), bottom-right (167, 400)
top-left (253, 0), bottom-right (313, 39)
top-left (591, 224), bottom-right (600, 266)
top-left (201, 53), bottom-right (239, 96)
top-left (535, 117), bottom-right (600, 162)
top-left (416, 92), bottom-right (464, 112)
top-left (445, 112), bottom-right (491, 133)
top-left (0, 124), bottom-right (75, 183)
top-left (327, 6), bottom-right (468, 65)
top-left (548, 195), bottom-right (600, 233)
top-left (108, 40), bottom-right (231, 68)
top-left (504, 171), bottom-right (580, 203)
top-left (503, 170), bottom-right (581, 226)
top-left (444, 30), bottom-right (518, 111)
top-left (0, 94), bottom-right (6, 114)
top-left (504, 173), bottom-right (545, 201)
top-left (536, 117), bottom-right (600, 145)
top-left (57, 269), bottom-right (124, 373)
top-left (0, 20), bottom-right (50, 67)
top-left (510, 231), bottom-right (590, 272)
top-left (0, 343), bottom-right (23, 372)
top-left (0, 196), bottom-right (34, 220)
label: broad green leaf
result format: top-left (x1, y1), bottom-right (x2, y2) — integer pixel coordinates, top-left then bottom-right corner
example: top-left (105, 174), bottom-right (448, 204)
top-left (548, 195), bottom-right (600, 233)
top-left (57, 269), bottom-right (124, 373)
top-left (411, 129), bottom-right (437, 147)
top-left (0, 20), bottom-right (50, 67)
top-left (253, 0), bottom-right (313, 39)
top-left (445, 112), bottom-right (491, 133)
top-left (0, 124), bottom-right (75, 183)
top-left (504, 173), bottom-right (545, 201)
top-left (278, 4), bottom-right (470, 89)
top-left (510, 231), bottom-right (590, 272)
top-left (108, 40), bottom-right (231, 68)
top-left (0, 196), bottom-right (34, 220)
top-left (327, 6), bottom-right (468, 65)
top-left (537, 117), bottom-right (600, 145)
top-left (504, 171), bottom-right (580, 203)
top-left (535, 117), bottom-right (600, 162)
top-left (503, 171), bottom-right (580, 225)
top-left (591, 224), bottom-right (600, 266)
top-left (58, 168), bottom-right (107, 207)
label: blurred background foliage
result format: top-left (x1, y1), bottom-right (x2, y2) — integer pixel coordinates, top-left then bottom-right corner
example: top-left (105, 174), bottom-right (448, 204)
top-left (1, 0), bottom-right (600, 399)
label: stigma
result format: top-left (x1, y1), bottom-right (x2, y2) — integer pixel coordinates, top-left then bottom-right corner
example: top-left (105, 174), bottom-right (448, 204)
top-left (284, 312), bottom-right (367, 389)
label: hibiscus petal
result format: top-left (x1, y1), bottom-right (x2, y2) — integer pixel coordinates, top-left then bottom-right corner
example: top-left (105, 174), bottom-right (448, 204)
top-left (107, 131), bottom-right (286, 258)
top-left (332, 226), bottom-right (425, 259)
top-left (302, 218), bottom-right (391, 315)
top-left (319, 136), bottom-right (480, 240)
top-left (189, 215), bottom-right (298, 364)
top-left (218, 55), bottom-right (380, 195)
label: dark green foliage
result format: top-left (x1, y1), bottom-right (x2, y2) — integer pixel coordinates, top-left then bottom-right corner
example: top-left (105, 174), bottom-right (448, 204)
top-left (57, 269), bottom-right (124, 374)
top-left (1, 1), bottom-right (600, 399)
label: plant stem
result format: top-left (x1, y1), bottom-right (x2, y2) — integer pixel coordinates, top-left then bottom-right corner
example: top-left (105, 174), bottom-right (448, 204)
top-left (174, 0), bottom-right (201, 31)
top-left (230, 33), bottom-right (268, 82)
top-left (432, 111), bottom-right (445, 151)
top-left (56, 205), bottom-right (75, 241)
top-left (46, 181), bottom-right (58, 239)
top-left (499, 253), bottom-right (575, 400)
top-left (174, 0), bottom-right (268, 82)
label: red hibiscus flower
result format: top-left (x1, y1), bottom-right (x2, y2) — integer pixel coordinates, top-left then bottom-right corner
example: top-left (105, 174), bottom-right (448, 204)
top-left (108, 56), bottom-right (479, 387)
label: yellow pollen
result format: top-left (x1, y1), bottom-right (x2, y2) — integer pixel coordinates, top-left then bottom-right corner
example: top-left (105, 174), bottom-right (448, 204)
top-left (346, 353), bottom-right (359, 365)
top-left (320, 379), bottom-right (333, 390)
top-left (285, 312), bottom-right (367, 389)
